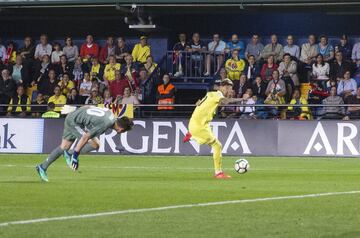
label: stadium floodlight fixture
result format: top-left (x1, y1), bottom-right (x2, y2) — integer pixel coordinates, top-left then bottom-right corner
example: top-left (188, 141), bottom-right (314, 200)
top-left (129, 24), bottom-right (156, 29)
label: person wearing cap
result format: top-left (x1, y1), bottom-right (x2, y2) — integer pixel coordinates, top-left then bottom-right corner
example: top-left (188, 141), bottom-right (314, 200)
top-left (85, 87), bottom-right (104, 105)
top-left (335, 35), bottom-right (352, 62)
top-left (132, 36), bottom-right (151, 64)
top-left (183, 78), bottom-right (244, 179)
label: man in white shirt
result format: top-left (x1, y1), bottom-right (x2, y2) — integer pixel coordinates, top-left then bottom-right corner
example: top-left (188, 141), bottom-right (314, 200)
top-left (34, 34), bottom-right (52, 61)
top-left (205, 33), bottom-right (226, 76)
top-left (284, 35), bottom-right (300, 60)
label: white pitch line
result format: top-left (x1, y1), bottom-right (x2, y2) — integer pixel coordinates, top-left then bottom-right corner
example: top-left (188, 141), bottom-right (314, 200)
top-left (0, 164), bottom-right (359, 172)
top-left (0, 190), bottom-right (359, 228)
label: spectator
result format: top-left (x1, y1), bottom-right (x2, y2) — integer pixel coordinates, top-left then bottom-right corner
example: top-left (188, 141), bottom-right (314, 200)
top-left (205, 33), bottom-right (226, 76)
top-left (337, 71), bottom-right (357, 99)
top-left (352, 40), bottom-right (360, 64)
top-left (18, 36), bottom-right (35, 79)
top-left (79, 72), bottom-right (92, 100)
top-left (260, 55), bottom-right (278, 81)
top-left (8, 55), bottom-right (27, 85)
top-left (252, 76), bottom-right (267, 101)
top-left (0, 38), bottom-right (7, 65)
top-left (245, 34), bottom-right (264, 62)
top-left (51, 42), bottom-right (63, 64)
top-left (85, 88), bottom-right (103, 105)
top-left (63, 36), bottom-right (79, 63)
top-left (186, 33), bottom-right (207, 76)
top-left (225, 34), bottom-right (245, 59)
top-left (344, 86), bottom-right (360, 119)
top-left (300, 34), bottom-right (318, 65)
top-left (0, 69), bottom-right (16, 112)
top-left (66, 88), bottom-right (82, 105)
top-left (173, 33), bottom-right (189, 77)
top-left (283, 35), bottom-right (300, 60)
top-left (103, 89), bottom-right (113, 104)
top-left (157, 74), bottom-right (175, 110)
top-left (237, 73), bottom-right (250, 98)
top-left (225, 49), bottom-right (246, 84)
top-left (300, 34), bottom-right (318, 83)
top-left (353, 64), bottom-right (360, 86)
top-left (41, 102), bottom-right (60, 118)
top-left (34, 54), bottom-right (52, 85)
top-left (115, 37), bottom-right (131, 65)
top-left (90, 57), bottom-right (104, 81)
top-left (287, 89), bottom-right (311, 120)
top-left (132, 36), bottom-right (151, 64)
top-left (144, 55), bottom-right (158, 75)
top-left (80, 35), bottom-right (100, 63)
top-left (56, 55), bottom-right (73, 79)
top-left (215, 67), bottom-right (227, 81)
top-left (122, 55), bottom-right (138, 88)
top-left (38, 69), bottom-right (58, 98)
top-left (265, 70), bottom-right (286, 117)
top-left (58, 72), bottom-right (74, 96)
top-left (7, 85), bottom-right (30, 117)
top-left (238, 88), bottom-right (256, 119)
top-left (330, 51), bottom-right (352, 81)
top-left (48, 85), bottom-right (66, 112)
top-left (312, 54), bottom-right (330, 89)
top-left (279, 53), bottom-right (299, 87)
top-left (321, 86), bottom-right (345, 119)
top-left (103, 55), bottom-right (121, 83)
top-left (261, 34), bottom-right (284, 62)
top-left (72, 57), bottom-right (84, 83)
top-left (335, 34), bottom-right (352, 62)
top-left (119, 87), bottom-right (140, 105)
top-left (34, 34), bottom-right (52, 61)
top-left (109, 70), bottom-right (130, 98)
top-left (318, 35), bottom-right (334, 62)
top-left (244, 55), bottom-right (260, 83)
top-left (99, 36), bottom-right (115, 64)
top-left (4, 41), bottom-right (17, 65)
top-left (31, 93), bottom-right (47, 118)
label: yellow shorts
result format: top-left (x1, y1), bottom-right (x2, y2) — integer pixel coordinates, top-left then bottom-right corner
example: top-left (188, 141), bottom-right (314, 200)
top-left (188, 120), bottom-right (216, 145)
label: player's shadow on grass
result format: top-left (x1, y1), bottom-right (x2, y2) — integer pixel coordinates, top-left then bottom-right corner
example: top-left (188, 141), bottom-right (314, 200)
top-left (320, 231), bottom-right (360, 238)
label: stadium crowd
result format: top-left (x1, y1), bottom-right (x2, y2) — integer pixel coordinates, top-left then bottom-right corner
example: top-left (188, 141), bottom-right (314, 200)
top-left (1, 32), bottom-right (360, 119)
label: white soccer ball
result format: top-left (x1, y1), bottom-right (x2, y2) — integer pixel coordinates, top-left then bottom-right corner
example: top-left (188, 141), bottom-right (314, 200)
top-left (234, 158), bottom-right (250, 174)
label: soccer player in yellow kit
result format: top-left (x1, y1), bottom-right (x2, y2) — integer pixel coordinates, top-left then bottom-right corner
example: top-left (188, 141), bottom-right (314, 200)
top-left (183, 78), bottom-right (243, 179)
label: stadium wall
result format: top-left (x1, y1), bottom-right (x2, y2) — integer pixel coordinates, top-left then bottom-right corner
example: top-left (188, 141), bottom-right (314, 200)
top-left (1, 118), bottom-right (360, 157)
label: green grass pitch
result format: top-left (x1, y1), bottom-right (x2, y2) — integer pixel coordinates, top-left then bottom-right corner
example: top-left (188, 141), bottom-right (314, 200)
top-left (0, 154), bottom-right (360, 238)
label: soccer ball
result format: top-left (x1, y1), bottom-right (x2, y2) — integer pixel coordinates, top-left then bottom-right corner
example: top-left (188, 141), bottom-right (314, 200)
top-left (234, 158), bottom-right (250, 174)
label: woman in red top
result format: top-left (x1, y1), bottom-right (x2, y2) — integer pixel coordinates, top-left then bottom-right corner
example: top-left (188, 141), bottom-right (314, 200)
top-left (260, 55), bottom-right (278, 81)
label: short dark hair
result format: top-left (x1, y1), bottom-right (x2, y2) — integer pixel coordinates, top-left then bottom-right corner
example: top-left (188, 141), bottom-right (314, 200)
top-left (117, 116), bottom-right (134, 132)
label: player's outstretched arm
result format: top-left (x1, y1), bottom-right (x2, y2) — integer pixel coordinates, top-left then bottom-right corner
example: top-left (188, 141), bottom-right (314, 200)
top-left (220, 98), bottom-right (243, 105)
top-left (71, 132), bottom-right (91, 170)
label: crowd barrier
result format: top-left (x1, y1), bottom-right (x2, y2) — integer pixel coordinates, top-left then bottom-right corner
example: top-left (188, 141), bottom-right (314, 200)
top-left (1, 118), bottom-right (360, 157)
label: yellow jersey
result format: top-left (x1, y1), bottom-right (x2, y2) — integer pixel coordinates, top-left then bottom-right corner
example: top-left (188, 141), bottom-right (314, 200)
top-left (104, 63), bottom-right (121, 82)
top-left (225, 58), bottom-right (245, 80)
top-left (190, 91), bottom-right (224, 126)
top-left (48, 95), bottom-right (67, 112)
top-left (132, 43), bottom-right (151, 63)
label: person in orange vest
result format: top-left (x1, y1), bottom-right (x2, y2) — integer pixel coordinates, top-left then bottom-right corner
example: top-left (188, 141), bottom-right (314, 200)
top-left (157, 74), bottom-right (175, 110)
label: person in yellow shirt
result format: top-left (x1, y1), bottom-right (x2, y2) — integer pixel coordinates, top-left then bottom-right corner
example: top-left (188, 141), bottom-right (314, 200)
top-left (287, 89), bottom-right (312, 120)
top-left (58, 73), bottom-right (75, 96)
top-left (7, 85), bottom-right (30, 117)
top-left (132, 36), bottom-right (151, 64)
top-left (103, 55), bottom-right (121, 83)
top-left (225, 49), bottom-right (245, 81)
top-left (183, 78), bottom-right (244, 179)
top-left (48, 86), bottom-right (67, 112)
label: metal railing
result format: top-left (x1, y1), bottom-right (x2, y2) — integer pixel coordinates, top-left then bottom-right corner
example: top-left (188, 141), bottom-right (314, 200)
top-left (167, 50), bottom-right (226, 80)
top-left (1, 103), bottom-right (360, 120)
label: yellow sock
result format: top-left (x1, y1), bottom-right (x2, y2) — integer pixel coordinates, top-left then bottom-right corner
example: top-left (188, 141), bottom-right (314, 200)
top-left (210, 139), bottom-right (222, 174)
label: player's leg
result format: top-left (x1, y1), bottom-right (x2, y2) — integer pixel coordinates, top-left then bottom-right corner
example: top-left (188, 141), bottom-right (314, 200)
top-left (208, 138), bottom-right (231, 179)
top-left (36, 139), bottom-right (74, 182)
